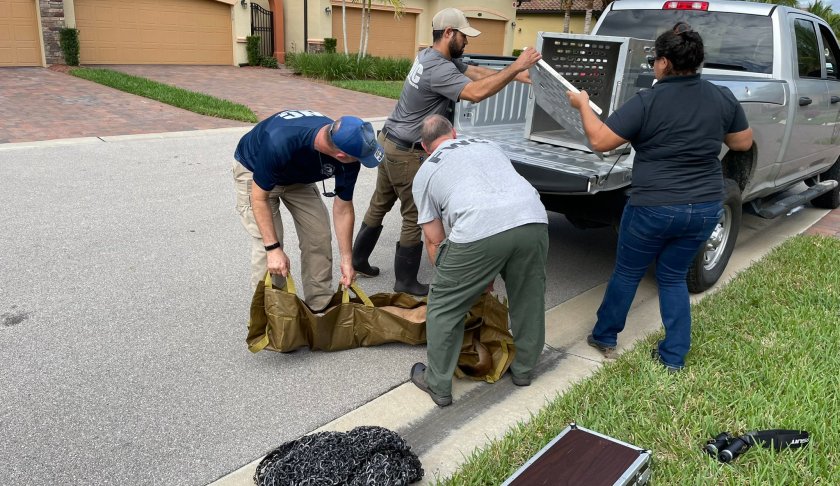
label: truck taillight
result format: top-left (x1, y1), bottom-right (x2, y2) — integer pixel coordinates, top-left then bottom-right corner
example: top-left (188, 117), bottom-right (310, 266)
top-left (662, 1), bottom-right (709, 10)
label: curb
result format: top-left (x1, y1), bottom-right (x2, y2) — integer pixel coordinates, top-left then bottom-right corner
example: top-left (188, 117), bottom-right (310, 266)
top-left (210, 206), bottom-right (829, 485)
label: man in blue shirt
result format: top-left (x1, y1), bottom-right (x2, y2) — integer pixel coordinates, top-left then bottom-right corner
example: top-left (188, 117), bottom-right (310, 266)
top-left (233, 110), bottom-right (384, 311)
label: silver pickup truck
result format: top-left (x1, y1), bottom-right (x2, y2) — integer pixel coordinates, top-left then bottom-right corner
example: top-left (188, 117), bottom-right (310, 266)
top-left (456, 0), bottom-right (840, 292)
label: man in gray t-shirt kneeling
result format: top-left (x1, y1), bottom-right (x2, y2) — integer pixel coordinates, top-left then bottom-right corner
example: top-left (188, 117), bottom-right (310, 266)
top-left (408, 115), bottom-right (549, 407)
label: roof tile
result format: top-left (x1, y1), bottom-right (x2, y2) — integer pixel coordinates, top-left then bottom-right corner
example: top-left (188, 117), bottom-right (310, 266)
top-left (516, 0), bottom-right (605, 13)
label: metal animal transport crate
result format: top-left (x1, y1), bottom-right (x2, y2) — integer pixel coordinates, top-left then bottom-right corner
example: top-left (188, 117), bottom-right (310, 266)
top-left (502, 423), bottom-right (651, 486)
top-left (525, 32), bottom-right (655, 154)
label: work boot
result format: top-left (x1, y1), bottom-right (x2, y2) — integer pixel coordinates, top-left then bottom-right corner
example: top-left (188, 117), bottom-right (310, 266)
top-left (352, 223), bottom-right (383, 277)
top-left (393, 242), bottom-right (429, 296)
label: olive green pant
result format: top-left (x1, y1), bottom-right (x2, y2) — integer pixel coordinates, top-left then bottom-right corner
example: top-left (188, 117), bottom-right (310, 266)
top-left (233, 161), bottom-right (334, 310)
top-left (361, 132), bottom-right (427, 246)
top-left (425, 223), bottom-right (549, 396)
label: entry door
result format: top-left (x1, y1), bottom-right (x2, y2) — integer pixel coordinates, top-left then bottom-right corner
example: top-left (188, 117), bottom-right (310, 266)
top-left (820, 23), bottom-right (840, 147)
top-left (779, 16), bottom-right (834, 185)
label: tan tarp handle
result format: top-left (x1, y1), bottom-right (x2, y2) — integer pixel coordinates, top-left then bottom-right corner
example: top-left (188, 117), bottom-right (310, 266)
top-left (248, 272), bottom-right (298, 353)
top-left (264, 271), bottom-right (297, 295)
top-left (341, 282), bottom-right (374, 307)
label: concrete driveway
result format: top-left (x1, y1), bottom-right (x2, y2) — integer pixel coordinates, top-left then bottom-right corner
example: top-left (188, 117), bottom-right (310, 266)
top-left (0, 66), bottom-right (396, 144)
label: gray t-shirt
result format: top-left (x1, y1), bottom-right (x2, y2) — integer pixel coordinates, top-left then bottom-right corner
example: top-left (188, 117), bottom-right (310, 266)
top-left (384, 48), bottom-right (470, 143)
top-left (413, 138), bottom-right (548, 244)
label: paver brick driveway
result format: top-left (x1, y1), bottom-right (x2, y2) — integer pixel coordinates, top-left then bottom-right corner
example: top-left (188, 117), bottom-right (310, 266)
top-left (0, 66), bottom-right (396, 144)
top-left (0, 68), bottom-right (248, 144)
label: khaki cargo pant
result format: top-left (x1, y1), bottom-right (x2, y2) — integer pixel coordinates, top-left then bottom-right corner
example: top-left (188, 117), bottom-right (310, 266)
top-left (233, 161), bottom-right (333, 310)
top-left (424, 223), bottom-right (549, 396)
top-left (362, 132), bottom-right (427, 246)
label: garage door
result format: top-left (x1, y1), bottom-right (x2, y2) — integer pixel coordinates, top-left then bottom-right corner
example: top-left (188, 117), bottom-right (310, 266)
top-left (333, 8), bottom-right (417, 60)
top-left (74, 0), bottom-right (232, 65)
top-left (0, 0), bottom-right (42, 66)
top-left (465, 18), bottom-right (506, 56)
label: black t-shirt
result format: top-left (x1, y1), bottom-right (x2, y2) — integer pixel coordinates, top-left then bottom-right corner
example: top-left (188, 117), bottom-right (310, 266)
top-left (234, 110), bottom-right (360, 201)
top-left (605, 74), bottom-right (749, 206)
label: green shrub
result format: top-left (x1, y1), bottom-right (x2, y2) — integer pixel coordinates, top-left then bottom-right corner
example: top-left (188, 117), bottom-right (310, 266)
top-left (260, 56), bottom-right (278, 68)
top-left (324, 38), bottom-right (337, 54)
top-left (512, 48), bottom-right (523, 57)
top-left (59, 27), bottom-right (80, 66)
top-left (369, 57), bottom-right (412, 80)
top-left (246, 35), bottom-right (262, 66)
top-left (284, 52), bottom-right (410, 81)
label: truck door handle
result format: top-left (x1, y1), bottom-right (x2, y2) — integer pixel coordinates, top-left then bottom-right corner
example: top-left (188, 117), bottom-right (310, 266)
top-left (799, 97), bottom-right (813, 106)
top-left (831, 96), bottom-right (840, 104)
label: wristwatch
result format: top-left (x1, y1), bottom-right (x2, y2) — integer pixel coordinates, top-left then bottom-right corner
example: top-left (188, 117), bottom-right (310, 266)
top-left (264, 242), bottom-right (281, 252)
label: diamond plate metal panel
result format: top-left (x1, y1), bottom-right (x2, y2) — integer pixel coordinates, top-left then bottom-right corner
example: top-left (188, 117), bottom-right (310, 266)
top-left (525, 32), bottom-right (655, 156)
top-left (530, 59), bottom-right (603, 154)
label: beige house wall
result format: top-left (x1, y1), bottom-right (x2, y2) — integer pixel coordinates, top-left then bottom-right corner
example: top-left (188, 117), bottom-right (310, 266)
top-left (283, 0), bottom-right (516, 59)
top-left (54, 0), bottom-right (519, 66)
top-left (514, 13), bottom-right (595, 53)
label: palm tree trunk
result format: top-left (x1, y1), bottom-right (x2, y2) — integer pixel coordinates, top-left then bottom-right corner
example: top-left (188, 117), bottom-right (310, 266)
top-left (357, 0), bottom-right (366, 60)
top-left (363, 0), bottom-right (371, 57)
top-left (563, 0), bottom-right (572, 33)
top-left (584, 0), bottom-right (594, 34)
top-left (342, 0), bottom-right (348, 55)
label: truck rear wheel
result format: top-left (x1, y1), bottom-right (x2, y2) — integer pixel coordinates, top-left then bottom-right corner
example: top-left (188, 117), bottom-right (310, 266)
top-left (687, 179), bottom-right (742, 293)
top-left (811, 157), bottom-right (840, 209)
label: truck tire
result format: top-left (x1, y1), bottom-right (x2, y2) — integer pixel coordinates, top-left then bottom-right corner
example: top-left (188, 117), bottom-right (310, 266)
top-left (811, 157), bottom-right (840, 209)
top-left (687, 179), bottom-right (742, 293)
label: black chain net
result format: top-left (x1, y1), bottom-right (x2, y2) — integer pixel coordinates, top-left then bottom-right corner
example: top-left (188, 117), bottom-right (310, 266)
top-left (254, 425), bottom-right (424, 486)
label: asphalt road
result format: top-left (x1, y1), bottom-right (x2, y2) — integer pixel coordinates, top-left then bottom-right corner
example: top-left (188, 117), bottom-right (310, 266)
top-left (0, 129), bottom-right (620, 485)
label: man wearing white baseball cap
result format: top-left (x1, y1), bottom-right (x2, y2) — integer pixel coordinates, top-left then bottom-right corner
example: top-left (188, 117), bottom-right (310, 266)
top-left (432, 7), bottom-right (481, 37)
top-left (352, 7), bottom-right (542, 297)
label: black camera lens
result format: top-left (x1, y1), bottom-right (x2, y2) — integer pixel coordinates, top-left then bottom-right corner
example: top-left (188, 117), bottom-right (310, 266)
top-left (704, 432), bottom-right (732, 457)
top-left (719, 435), bottom-right (752, 463)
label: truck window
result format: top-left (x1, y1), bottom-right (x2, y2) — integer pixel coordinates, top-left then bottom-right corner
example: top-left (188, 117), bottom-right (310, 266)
top-left (819, 24), bottom-right (840, 80)
top-left (794, 19), bottom-right (822, 78)
top-left (597, 10), bottom-right (773, 74)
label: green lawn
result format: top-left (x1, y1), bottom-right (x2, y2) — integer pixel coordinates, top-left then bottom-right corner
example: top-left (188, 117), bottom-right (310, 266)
top-left (440, 235), bottom-right (840, 485)
top-left (70, 68), bottom-right (258, 123)
top-left (330, 80), bottom-right (404, 99)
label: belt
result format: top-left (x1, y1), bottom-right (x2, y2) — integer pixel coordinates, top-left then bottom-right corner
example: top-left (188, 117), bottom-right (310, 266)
top-left (383, 130), bottom-right (423, 152)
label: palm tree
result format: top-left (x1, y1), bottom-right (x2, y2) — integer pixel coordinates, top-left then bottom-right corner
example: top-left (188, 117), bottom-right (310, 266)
top-left (806, 0), bottom-right (840, 36)
top-left (807, 0), bottom-right (833, 18)
top-left (563, 0), bottom-right (573, 33)
top-left (749, 0), bottom-right (798, 6)
top-left (583, 0), bottom-right (595, 34)
top-left (358, 0), bottom-right (370, 60)
top-left (356, 0), bottom-right (405, 60)
top-left (342, 0), bottom-right (348, 55)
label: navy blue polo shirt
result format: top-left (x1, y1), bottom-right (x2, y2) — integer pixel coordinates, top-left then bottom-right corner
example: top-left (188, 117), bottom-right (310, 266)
top-left (605, 74), bottom-right (748, 206)
top-left (234, 110), bottom-right (361, 201)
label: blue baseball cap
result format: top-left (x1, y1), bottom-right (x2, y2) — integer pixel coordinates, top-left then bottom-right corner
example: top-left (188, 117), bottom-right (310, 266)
top-left (330, 116), bottom-right (385, 168)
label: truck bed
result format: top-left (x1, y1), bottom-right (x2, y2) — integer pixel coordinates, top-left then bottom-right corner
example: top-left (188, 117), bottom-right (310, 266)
top-left (458, 123), bottom-right (632, 194)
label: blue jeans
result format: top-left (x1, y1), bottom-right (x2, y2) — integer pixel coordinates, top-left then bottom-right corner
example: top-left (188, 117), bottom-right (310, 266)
top-left (591, 201), bottom-right (723, 368)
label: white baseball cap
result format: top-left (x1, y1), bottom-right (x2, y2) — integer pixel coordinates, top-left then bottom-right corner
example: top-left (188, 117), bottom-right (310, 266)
top-left (432, 8), bottom-right (481, 37)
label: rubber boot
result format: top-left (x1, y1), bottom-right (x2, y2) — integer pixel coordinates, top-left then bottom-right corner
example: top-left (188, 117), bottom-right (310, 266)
top-left (393, 242), bottom-right (429, 296)
top-left (352, 223), bottom-right (383, 277)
